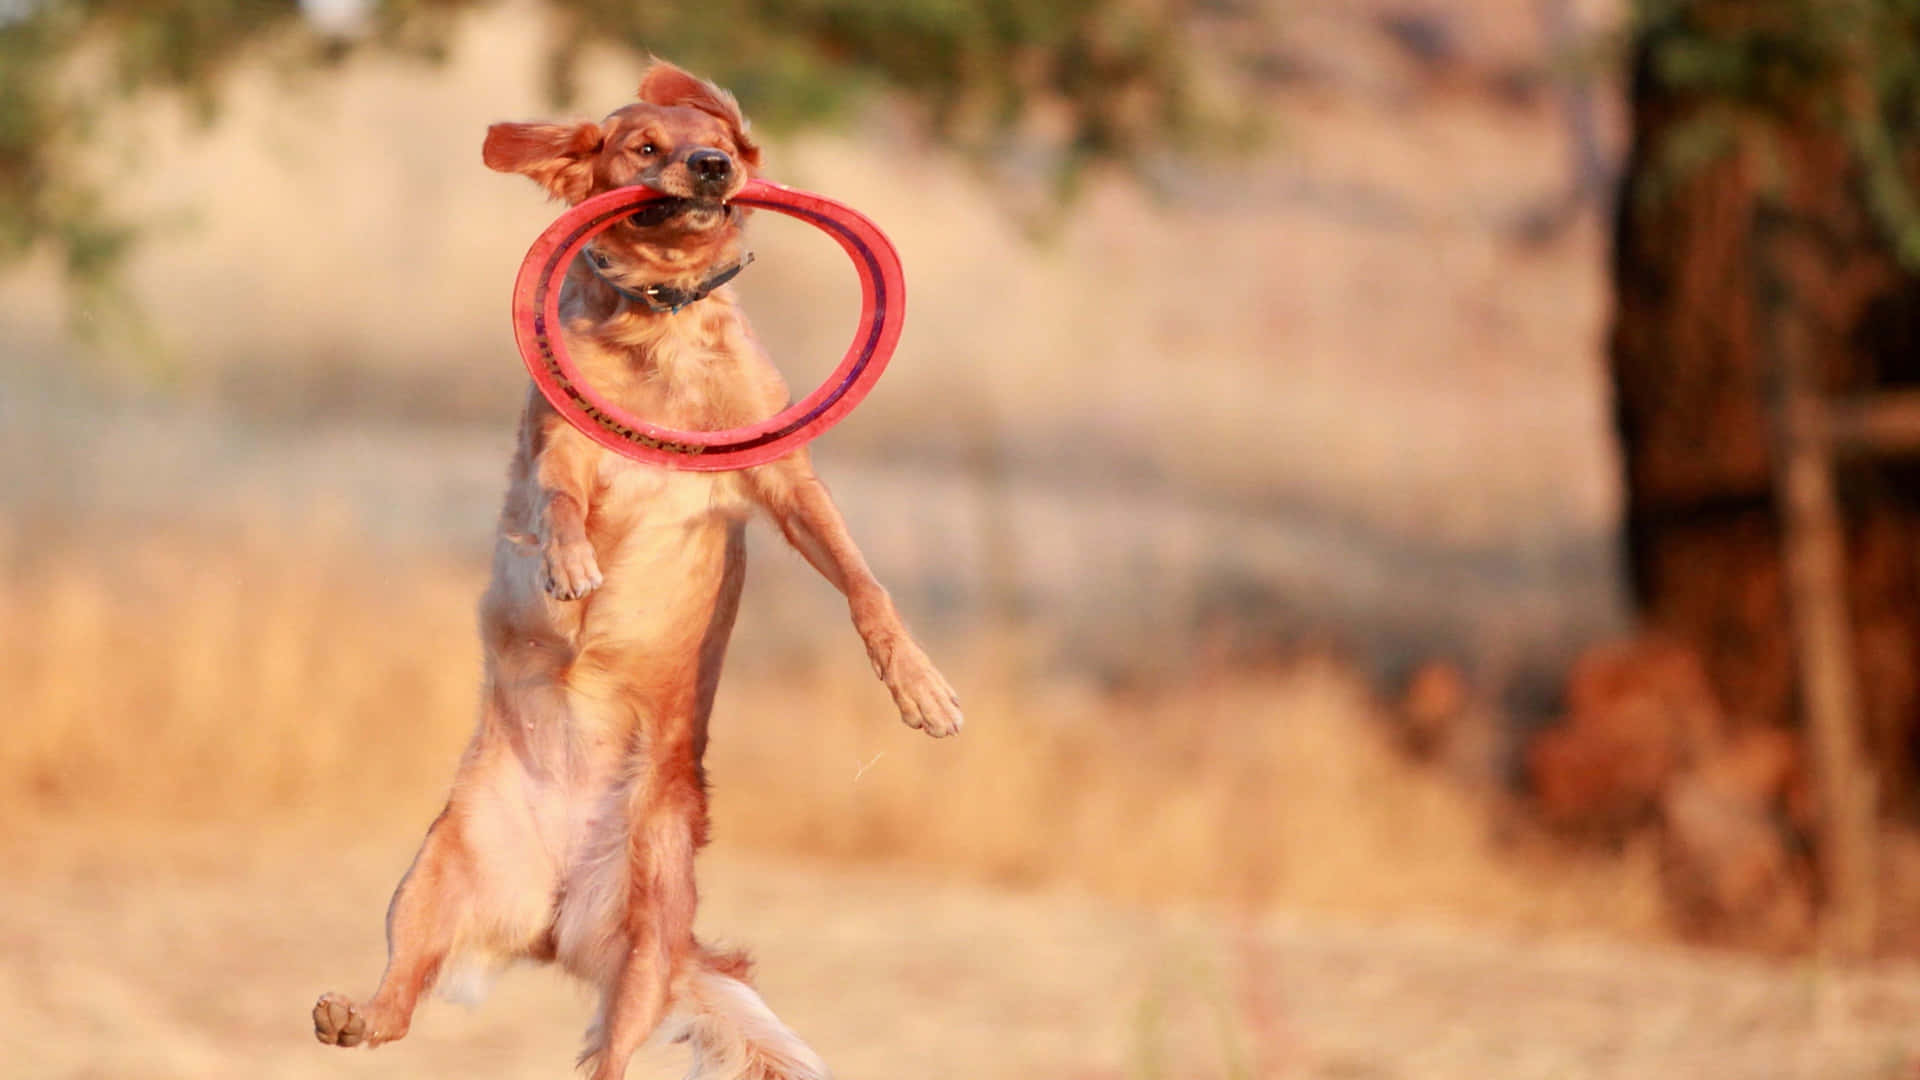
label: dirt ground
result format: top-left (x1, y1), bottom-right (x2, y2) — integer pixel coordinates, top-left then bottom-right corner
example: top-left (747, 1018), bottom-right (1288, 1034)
top-left (5, 822), bottom-right (1919, 1080)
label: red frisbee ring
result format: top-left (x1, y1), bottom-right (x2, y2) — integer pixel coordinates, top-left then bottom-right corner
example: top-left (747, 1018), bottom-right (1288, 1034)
top-left (511, 177), bottom-right (905, 470)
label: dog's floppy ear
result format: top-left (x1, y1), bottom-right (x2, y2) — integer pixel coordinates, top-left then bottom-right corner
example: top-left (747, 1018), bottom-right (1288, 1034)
top-left (482, 121), bottom-right (604, 203)
top-left (636, 60), bottom-right (762, 172)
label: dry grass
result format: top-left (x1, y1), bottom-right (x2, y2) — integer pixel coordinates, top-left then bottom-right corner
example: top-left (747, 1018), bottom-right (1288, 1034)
top-left (14, 528), bottom-right (1915, 1077)
top-left (0, 520), bottom-right (1664, 939)
top-left (0, 523), bottom-right (479, 814)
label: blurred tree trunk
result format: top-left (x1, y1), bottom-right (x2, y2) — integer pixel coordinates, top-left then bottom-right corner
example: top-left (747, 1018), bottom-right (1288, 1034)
top-left (1609, 10), bottom-right (1920, 822)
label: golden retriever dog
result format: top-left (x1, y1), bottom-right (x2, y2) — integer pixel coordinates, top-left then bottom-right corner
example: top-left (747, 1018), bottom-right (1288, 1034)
top-left (311, 60), bottom-right (961, 1080)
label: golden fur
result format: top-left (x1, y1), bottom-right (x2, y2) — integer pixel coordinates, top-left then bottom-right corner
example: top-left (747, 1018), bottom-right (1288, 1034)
top-left (312, 61), bottom-right (960, 1080)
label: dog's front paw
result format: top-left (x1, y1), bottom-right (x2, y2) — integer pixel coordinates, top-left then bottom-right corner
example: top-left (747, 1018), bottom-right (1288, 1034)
top-left (544, 538), bottom-right (603, 601)
top-left (874, 638), bottom-right (963, 738)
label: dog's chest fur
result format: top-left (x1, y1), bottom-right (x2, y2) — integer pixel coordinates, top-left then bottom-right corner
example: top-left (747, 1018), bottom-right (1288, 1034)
top-left (565, 314), bottom-right (757, 535)
top-left (590, 453), bottom-right (751, 542)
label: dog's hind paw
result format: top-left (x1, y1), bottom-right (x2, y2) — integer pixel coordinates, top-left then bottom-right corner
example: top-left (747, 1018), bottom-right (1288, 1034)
top-left (313, 992), bottom-right (369, 1047)
top-left (544, 539), bottom-right (603, 601)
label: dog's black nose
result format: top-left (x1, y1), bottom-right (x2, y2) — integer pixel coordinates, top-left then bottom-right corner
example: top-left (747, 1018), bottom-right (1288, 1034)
top-left (687, 149), bottom-right (733, 185)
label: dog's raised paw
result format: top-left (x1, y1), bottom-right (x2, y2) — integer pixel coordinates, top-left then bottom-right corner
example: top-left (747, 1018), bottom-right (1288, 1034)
top-left (313, 992), bottom-right (368, 1047)
top-left (884, 643), bottom-right (963, 738)
top-left (912, 686), bottom-right (964, 738)
top-left (544, 539), bottom-right (604, 601)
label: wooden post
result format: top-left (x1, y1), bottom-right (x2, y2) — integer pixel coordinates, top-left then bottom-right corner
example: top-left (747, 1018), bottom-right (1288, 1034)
top-left (1827, 390), bottom-right (1920, 458)
top-left (1755, 206), bottom-right (1879, 957)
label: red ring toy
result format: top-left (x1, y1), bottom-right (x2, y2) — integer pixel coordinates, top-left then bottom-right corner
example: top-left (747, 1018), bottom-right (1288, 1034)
top-left (511, 177), bottom-right (905, 470)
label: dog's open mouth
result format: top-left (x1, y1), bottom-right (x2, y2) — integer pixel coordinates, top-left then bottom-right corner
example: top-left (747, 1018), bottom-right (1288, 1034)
top-left (624, 196), bottom-right (697, 228)
top-left (623, 194), bottom-right (730, 230)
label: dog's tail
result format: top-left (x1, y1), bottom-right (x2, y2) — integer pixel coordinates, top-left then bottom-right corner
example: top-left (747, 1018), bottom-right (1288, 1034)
top-left (663, 946), bottom-right (829, 1080)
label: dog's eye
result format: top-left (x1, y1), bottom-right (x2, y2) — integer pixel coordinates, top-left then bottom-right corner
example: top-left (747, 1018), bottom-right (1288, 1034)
top-left (587, 250), bottom-right (611, 269)
top-left (639, 143), bottom-right (658, 156)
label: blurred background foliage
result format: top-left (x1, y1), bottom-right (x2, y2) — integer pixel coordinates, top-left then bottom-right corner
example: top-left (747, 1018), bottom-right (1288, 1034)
top-left (11, 1), bottom-right (1919, 314)
top-left (0, 0), bottom-right (1265, 315)
top-left (1630, 0), bottom-right (1920, 266)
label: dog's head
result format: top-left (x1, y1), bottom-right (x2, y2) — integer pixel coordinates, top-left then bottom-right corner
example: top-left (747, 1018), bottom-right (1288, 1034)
top-left (483, 61), bottom-right (761, 292)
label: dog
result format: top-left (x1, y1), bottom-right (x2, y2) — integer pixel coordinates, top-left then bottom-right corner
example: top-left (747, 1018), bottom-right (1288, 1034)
top-left (311, 60), bottom-right (961, 1080)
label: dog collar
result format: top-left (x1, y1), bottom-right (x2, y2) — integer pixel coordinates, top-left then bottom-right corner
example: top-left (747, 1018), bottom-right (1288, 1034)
top-left (587, 251), bottom-right (755, 315)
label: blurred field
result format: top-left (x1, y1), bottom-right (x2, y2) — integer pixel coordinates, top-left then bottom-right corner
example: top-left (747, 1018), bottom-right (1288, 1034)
top-left (4, 522), bottom-right (1777, 1077)
top-left (7, 821), bottom-right (1920, 1080)
top-left (0, 522), bottom-right (1655, 928)
top-left (13, 1), bottom-right (1920, 1076)
top-left (9, 529), bottom-right (1920, 1078)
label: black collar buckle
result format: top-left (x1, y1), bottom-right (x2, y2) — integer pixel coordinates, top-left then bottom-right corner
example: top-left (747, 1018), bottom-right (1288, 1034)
top-left (589, 251), bottom-right (755, 315)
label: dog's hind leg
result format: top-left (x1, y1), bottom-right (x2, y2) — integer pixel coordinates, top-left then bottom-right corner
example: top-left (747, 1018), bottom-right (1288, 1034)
top-left (579, 741), bottom-right (705, 1080)
top-left (314, 807), bottom-right (473, 1048)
